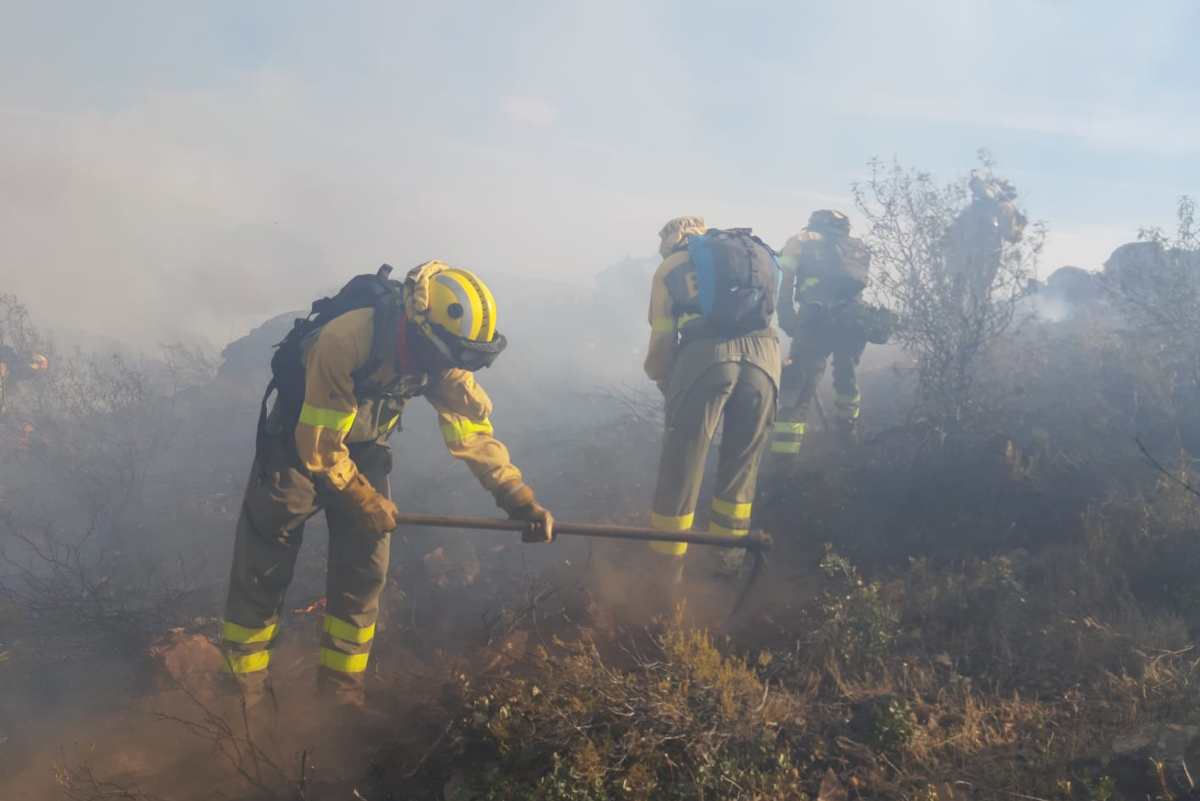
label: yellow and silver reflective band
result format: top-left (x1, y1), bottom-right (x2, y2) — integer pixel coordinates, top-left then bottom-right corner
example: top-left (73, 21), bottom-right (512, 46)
top-left (651, 316), bottom-right (676, 334)
top-left (440, 416), bottom-right (494, 445)
top-left (711, 498), bottom-right (751, 519)
top-left (796, 277), bottom-right (821, 296)
top-left (771, 420), bottom-right (806, 454)
top-left (650, 511), bottom-right (692, 556)
top-left (222, 650), bottom-right (271, 674)
top-left (709, 521), bottom-right (750, 537)
top-left (834, 391), bottom-right (862, 420)
top-left (651, 312), bottom-right (703, 334)
top-left (320, 648), bottom-right (370, 673)
top-left (298, 403), bottom-right (357, 433)
top-left (221, 620), bottom-right (277, 645)
top-left (324, 615), bottom-right (376, 645)
top-left (709, 498), bottom-right (751, 537)
top-left (651, 511), bottom-right (694, 532)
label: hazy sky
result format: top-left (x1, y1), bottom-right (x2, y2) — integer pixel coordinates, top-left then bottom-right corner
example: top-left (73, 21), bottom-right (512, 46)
top-left (2, 0), bottom-right (1198, 344)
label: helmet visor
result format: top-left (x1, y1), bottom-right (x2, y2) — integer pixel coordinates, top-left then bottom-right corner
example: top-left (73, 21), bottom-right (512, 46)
top-left (428, 322), bottom-right (507, 371)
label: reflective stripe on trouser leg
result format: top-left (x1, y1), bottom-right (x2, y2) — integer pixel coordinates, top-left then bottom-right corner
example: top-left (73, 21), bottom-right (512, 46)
top-left (320, 447), bottom-right (393, 694)
top-left (650, 512), bottom-right (693, 556)
top-left (709, 497), bottom-right (752, 538)
top-left (652, 361), bottom-right (751, 557)
top-left (834, 391), bottom-right (861, 421)
top-left (319, 614), bottom-right (376, 674)
top-left (770, 420), bottom-right (806, 455)
top-left (220, 619), bottom-right (277, 674)
top-left (221, 436), bottom-right (316, 695)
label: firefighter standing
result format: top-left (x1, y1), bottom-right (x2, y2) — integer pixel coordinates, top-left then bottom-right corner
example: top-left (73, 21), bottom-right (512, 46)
top-left (220, 262), bottom-right (553, 709)
top-left (945, 171), bottom-right (1027, 306)
top-left (644, 217), bottom-right (781, 589)
top-left (0, 345), bottom-right (48, 416)
top-left (771, 210), bottom-right (873, 458)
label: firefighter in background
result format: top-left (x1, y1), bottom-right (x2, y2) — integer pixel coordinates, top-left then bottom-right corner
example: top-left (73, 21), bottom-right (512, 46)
top-left (0, 345), bottom-right (49, 416)
top-left (772, 210), bottom-right (875, 457)
top-left (220, 262), bottom-right (554, 711)
top-left (0, 345), bottom-right (49, 453)
top-left (945, 171), bottom-right (1027, 307)
top-left (644, 216), bottom-right (781, 588)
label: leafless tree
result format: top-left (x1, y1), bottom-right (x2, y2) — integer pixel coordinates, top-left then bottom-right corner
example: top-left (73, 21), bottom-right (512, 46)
top-left (853, 152), bottom-right (1045, 442)
top-left (1112, 196), bottom-right (1200, 382)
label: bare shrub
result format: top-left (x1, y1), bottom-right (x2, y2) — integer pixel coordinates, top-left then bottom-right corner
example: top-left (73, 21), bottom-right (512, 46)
top-left (0, 296), bottom-right (214, 648)
top-left (1107, 196), bottom-right (1200, 453)
top-left (853, 152), bottom-right (1045, 442)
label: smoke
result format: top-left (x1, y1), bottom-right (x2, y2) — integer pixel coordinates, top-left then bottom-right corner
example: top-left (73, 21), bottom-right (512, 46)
top-left (7, 2), bottom-right (1189, 346)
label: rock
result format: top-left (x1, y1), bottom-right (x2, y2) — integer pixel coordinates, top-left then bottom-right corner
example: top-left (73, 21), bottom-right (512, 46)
top-left (1108, 723), bottom-right (1200, 799)
top-left (148, 629), bottom-right (224, 700)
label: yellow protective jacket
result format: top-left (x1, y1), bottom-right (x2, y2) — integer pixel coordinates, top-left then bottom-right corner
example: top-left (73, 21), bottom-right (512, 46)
top-left (293, 307), bottom-right (532, 509)
top-left (644, 217), bottom-right (710, 384)
top-left (643, 247), bottom-right (694, 385)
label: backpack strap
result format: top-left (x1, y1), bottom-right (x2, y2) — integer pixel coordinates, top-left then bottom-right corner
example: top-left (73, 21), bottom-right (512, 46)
top-left (350, 266), bottom-right (405, 393)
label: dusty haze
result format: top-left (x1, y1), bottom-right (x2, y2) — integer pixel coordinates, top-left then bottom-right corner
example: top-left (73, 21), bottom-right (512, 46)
top-left (5, 1), bottom-right (1199, 345)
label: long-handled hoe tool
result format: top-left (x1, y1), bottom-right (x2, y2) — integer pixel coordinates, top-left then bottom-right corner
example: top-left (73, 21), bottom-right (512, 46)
top-left (391, 513), bottom-right (772, 617)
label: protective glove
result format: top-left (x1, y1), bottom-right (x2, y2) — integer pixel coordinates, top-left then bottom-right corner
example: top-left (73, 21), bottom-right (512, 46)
top-left (337, 472), bottom-right (399, 535)
top-left (509, 501), bottom-right (555, 543)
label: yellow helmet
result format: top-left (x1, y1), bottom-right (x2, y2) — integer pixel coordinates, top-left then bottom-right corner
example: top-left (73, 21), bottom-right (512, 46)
top-left (405, 261), bottom-right (507, 371)
top-left (425, 267), bottom-right (499, 343)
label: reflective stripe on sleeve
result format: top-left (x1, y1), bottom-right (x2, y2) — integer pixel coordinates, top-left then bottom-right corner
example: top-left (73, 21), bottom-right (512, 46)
top-left (319, 648), bottom-right (370, 673)
top-left (796, 277), bottom-right (821, 295)
top-left (771, 441), bottom-right (803, 454)
top-left (651, 317), bottom-right (676, 333)
top-left (298, 404), bottom-right (357, 433)
top-left (323, 615), bottom-right (376, 644)
top-left (222, 650), bottom-right (270, 674)
top-left (221, 620), bottom-right (277, 645)
top-left (774, 421), bottom-right (806, 435)
top-left (440, 417), bottom-right (494, 445)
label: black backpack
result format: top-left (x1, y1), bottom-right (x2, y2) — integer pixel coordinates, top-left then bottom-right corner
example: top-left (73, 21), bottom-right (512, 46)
top-left (797, 235), bottom-right (871, 304)
top-left (255, 264), bottom-right (404, 459)
top-left (664, 228), bottom-right (780, 337)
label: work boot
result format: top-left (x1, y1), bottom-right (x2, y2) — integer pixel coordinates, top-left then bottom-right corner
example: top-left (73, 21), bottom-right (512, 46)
top-left (639, 551), bottom-right (686, 616)
top-left (716, 547), bottom-right (747, 579)
top-left (836, 418), bottom-right (860, 447)
top-left (315, 673), bottom-right (391, 733)
top-left (659, 554), bottom-right (687, 611)
top-left (214, 673), bottom-right (278, 748)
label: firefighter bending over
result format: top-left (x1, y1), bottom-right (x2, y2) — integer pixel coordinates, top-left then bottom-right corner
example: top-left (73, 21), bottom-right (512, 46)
top-left (220, 262), bottom-right (553, 710)
top-left (644, 217), bottom-right (781, 593)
